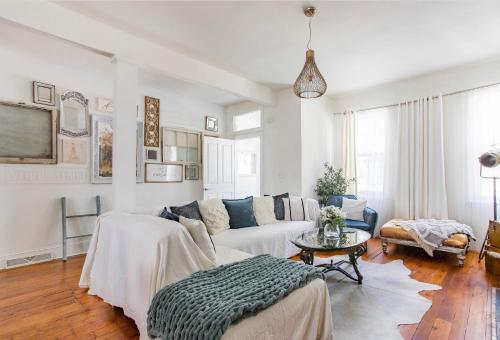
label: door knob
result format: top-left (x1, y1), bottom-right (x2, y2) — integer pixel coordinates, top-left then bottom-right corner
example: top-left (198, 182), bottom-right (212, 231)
top-left (204, 188), bottom-right (208, 191)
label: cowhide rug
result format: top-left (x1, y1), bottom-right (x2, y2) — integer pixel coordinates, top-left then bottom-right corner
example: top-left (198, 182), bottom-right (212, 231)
top-left (315, 255), bottom-right (441, 340)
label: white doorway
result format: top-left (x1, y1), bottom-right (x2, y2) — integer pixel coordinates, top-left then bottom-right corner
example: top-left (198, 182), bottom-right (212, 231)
top-left (235, 136), bottom-right (261, 198)
top-left (203, 136), bottom-right (235, 199)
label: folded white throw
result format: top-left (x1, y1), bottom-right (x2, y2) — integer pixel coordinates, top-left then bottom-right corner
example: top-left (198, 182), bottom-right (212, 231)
top-left (389, 219), bottom-right (475, 256)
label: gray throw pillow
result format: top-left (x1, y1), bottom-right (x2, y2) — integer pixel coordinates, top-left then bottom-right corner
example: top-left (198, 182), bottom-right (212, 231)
top-left (170, 201), bottom-right (202, 221)
top-left (272, 193), bottom-right (289, 220)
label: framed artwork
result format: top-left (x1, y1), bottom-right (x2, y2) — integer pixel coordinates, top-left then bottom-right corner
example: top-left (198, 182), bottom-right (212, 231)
top-left (144, 96), bottom-right (160, 147)
top-left (96, 97), bottom-right (114, 113)
top-left (185, 164), bottom-right (200, 180)
top-left (136, 121), bottom-right (144, 183)
top-left (0, 101), bottom-right (57, 164)
top-left (92, 115), bottom-right (145, 184)
top-left (162, 127), bottom-right (201, 163)
top-left (145, 147), bottom-right (161, 162)
top-left (33, 81), bottom-right (56, 106)
top-left (91, 114), bottom-right (113, 183)
top-left (60, 138), bottom-right (88, 164)
top-left (145, 163), bottom-right (183, 183)
top-left (205, 116), bottom-right (218, 132)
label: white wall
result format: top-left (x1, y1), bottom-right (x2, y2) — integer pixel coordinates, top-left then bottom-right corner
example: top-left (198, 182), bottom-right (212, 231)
top-left (262, 90), bottom-right (302, 196)
top-left (300, 96), bottom-right (334, 199)
top-left (330, 57), bottom-right (500, 112)
top-left (330, 57), bottom-right (500, 170)
top-left (0, 44), bottom-right (225, 266)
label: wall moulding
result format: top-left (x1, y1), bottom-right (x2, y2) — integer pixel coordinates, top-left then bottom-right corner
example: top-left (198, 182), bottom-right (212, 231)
top-left (0, 165), bottom-right (89, 184)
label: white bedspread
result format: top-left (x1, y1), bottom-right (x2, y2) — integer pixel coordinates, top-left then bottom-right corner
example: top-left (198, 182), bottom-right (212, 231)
top-left (212, 221), bottom-right (316, 258)
top-left (80, 213), bottom-right (333, 340)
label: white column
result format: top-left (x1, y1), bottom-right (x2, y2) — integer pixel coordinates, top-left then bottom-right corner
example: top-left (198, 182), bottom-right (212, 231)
top-left (112, 57), bottom-right (138, 211)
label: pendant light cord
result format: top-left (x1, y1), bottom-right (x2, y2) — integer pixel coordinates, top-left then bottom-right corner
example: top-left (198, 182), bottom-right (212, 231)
top-left (307, 17), bottom-right (312, 50)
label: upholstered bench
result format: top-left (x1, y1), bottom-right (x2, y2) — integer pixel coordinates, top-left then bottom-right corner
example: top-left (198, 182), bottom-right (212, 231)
top-left (380, 219), bottom-right (469, 266)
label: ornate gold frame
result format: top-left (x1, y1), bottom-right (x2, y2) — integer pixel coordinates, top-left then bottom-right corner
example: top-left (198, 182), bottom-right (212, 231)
top-left (144, 96), bottom-right (160, 147)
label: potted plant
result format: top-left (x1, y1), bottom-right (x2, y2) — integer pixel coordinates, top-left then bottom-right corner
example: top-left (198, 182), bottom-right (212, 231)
top-left (314, 163), bottom-right (356, 206)
top-left (320, 205), bottom-right (346, 238)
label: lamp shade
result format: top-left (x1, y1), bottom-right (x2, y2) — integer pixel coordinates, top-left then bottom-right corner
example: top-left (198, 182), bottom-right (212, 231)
top-left (293, 49), bottom-right (327, 99)
top-left (479, 151), bottom-right (500, 168)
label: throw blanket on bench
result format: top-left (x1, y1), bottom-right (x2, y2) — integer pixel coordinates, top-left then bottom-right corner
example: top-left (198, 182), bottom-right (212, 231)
top-left (392, 219), bottom-right (476, 256)
top-left (147, 254), bottom-right (325, 340)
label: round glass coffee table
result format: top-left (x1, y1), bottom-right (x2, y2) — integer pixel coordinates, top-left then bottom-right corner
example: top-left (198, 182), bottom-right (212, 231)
top-left (292, 228), bottom-right (371, 284)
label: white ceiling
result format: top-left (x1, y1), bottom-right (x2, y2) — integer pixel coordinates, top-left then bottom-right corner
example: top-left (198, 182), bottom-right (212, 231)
top-left (58, 1), bottom-right (500, 95)
top-left (0, 19), bottom-right (241, 105)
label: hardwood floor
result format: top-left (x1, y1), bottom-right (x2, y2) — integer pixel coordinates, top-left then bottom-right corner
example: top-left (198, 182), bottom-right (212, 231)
top-left (0, 238), bottom-right (497, 340)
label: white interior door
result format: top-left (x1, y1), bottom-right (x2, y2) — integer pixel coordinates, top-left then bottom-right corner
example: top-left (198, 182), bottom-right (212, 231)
top-left (203, 136), bottom-right (235, 199)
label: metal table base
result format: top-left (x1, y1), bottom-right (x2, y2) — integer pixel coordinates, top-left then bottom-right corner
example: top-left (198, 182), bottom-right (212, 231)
top-left (299, 243), bottom-right (367, 284)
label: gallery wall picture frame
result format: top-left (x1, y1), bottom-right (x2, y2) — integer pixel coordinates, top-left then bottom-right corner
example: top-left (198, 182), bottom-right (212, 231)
top-left (96, 97), bottom-right (114, 113)
top-left (145, 163), bottom-right (183, 183)
top-left (91, 115), bottom-right (145, 184)
top-left (145, 147), bottom-right (161, 163)
top-left (205, 116), bottom-right (218, 132)
top-left (185, 164), bottom-right (200, 180)
top-left (91, 114), bottom-right (113, 184)
top-left (0, 101), bottom-right (57, 164)
top-left (144, 96), bottom-right (160, 147)
top-left (33, 81), bottom-right (56, 106)
top-left (60, 137), bottom-right (88, 165)
top-left (136, 121), bottom-right (145, 183)
top-left (161, 127), bottom-right (201, 164)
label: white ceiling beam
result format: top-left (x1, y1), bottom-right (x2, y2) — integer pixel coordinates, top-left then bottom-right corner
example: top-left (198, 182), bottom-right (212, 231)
top-left (0, 1), bottom-right (274, 105)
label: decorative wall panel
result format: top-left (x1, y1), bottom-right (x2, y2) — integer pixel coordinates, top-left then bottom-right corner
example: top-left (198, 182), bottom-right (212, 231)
top-left (144, 96), bottom-right (160, 147)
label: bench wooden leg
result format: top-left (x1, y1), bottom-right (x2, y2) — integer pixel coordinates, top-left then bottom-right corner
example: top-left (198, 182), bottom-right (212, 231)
top-left (381, 239), bottom-right (388, 254)
top-left (457, 250), bottom-right (466, 267)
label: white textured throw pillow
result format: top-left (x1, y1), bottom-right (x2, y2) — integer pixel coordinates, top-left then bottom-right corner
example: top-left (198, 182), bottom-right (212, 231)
top-left (253, 196), bottom-right (278, 225)
top-left (341, 198), bottom-right (367, 221)
top-left (197, 199), bottom-right (230, 235)
top-left (179, 216), bottom-right (217, 263)
top-left (282, 196), bottom-right (311, 221)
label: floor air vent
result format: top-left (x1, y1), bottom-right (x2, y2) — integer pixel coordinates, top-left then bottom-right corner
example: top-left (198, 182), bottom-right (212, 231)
top-left (6, 253), bottom-right (52, 269)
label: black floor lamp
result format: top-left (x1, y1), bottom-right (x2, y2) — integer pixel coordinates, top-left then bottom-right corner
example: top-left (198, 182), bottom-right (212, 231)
top-left (478, 146), bottom-right (500, 261)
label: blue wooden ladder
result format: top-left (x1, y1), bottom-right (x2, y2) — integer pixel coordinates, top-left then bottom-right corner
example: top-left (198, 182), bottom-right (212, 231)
top-left (61, 196), bottom-right (101, 261)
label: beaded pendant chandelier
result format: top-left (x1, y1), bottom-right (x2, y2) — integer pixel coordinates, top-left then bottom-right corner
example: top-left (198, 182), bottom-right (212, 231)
top-left (293, 7), bottom-right (327, 99)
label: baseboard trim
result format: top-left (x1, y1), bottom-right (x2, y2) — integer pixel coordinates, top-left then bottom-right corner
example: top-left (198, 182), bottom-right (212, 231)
top-left (0, 238), bottom-right (90, 270)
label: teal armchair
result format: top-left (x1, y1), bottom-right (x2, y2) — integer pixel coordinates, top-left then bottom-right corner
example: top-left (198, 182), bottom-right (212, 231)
top-left (327, 195), bottom-right (378, 237)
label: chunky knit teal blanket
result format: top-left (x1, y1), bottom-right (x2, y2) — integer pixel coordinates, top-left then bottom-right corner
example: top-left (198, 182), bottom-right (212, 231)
top-left (147, 254), bottom-right (325, 340)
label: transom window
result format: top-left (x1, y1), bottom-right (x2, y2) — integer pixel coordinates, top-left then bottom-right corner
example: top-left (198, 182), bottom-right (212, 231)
top-left (233, 110), bottom-right (261, 132)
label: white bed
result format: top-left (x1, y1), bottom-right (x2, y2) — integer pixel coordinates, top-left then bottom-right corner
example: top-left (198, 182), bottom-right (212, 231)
top-left (80, 212), bottom-right (333, 340)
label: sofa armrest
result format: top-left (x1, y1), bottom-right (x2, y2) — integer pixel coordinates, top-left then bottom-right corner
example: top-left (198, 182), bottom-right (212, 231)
top-left (363, 207), bottom-right (378, 236)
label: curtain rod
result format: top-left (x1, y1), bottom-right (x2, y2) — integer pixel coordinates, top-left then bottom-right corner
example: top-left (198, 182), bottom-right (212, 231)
top-left (332, 81), bottom-right (500, 115)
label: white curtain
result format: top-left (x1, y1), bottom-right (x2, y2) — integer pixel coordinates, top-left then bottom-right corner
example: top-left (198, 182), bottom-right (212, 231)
top-left (341, 110), bottom-right (357, 194)
top-left (443, 85), bottom-right (500, 248)
top-left (392, 96), bottom-right (448, 220)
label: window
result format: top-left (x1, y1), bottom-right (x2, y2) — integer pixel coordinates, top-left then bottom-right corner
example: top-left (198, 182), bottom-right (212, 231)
top-left (355, 108), bottom-right (390, 197)
top-left (233, 110), bottom-right (261, 132)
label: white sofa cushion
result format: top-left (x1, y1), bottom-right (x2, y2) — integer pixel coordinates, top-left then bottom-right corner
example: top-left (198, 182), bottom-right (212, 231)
top-left (282, 196), bottom-right (320, 222)
top-left (212, 220), bottom-right (316, 258)
top-left (341, 197), bottom-right (366, 221)
top-left (253, 196), bottom-right (278, 225)
top-left (197, 198), bottom-right (230, 235)
top-left (179, 216), bottom-right (217, 263)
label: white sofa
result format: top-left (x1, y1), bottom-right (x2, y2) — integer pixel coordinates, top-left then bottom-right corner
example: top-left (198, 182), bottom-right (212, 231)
top-left (212, 220), bottom-right (316, 258)
top-left (139, 197), bottom-right (321, 259)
